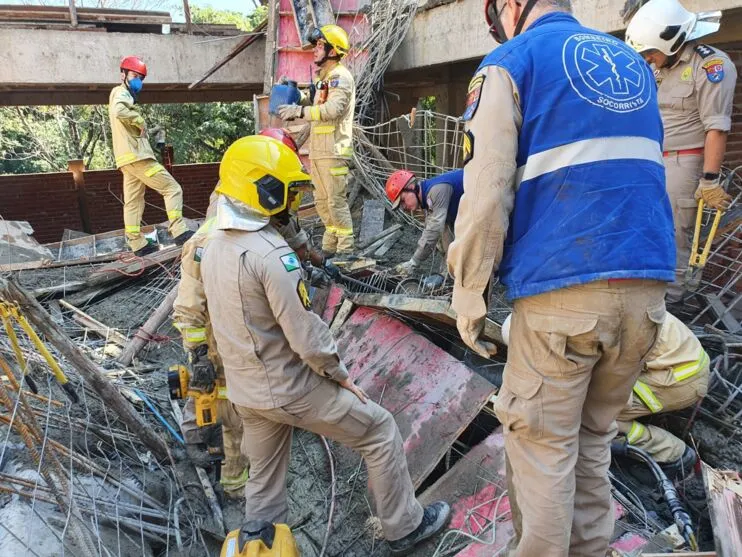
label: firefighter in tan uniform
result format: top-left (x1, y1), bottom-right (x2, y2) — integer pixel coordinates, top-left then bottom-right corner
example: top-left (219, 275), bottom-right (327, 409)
top-left (201, 135), bottom-right (450, 556)
top-left (277, 25), bottom-right (356, 256)
top-left (172, 129), bottom-right (327, 497)
top-left (502, 311), bottom-right (708, 477)
top-left (626, 0), bottom-right (737, 301)
top-left (108, 56), bottom-right (193, 256)
top-left (449, 2), bottom-right (675, 556)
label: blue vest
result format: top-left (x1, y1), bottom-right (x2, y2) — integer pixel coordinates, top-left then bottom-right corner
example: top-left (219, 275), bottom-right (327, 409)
top-left (419, 169), bottom-right (464, 226)
top-left (476, 12), bottom-right (675, 300)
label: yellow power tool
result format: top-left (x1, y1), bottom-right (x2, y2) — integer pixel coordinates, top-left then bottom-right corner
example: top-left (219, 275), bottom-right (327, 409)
top-left (167, 364), bottom-right (218, 427)
top-left (221, 521), bottom-right (299, 557)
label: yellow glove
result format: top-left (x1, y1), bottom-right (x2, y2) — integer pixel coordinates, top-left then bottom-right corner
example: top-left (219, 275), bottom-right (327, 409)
top-left (695, 178), bottom-right (731, 211)
top-left (456, 315), bottom-right (497, 359)
top-left (277, 104), bottom-right (303, 121)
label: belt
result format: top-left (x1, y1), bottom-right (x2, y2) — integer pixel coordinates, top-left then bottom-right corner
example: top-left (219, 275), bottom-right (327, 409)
top-left (663, 148), bottom-right (704, 157)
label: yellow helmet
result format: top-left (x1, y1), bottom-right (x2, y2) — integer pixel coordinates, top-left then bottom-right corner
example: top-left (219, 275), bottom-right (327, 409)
top-left (310, 24), bottom-right (350, 57)
top-left (216, 135), bottom-right (311, 217)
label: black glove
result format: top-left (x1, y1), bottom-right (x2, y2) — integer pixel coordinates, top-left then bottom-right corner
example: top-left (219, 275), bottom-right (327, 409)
top-left (323, 260), bottom-right (341, 280)
top-left (188, 344), bottom-right (216, 392)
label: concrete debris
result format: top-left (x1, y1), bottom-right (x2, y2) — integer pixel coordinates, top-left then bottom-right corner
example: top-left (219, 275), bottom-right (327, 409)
top-left (0, 221), bottom-right (54, 271)
top-left (358, 199), bottom-right (386, 246)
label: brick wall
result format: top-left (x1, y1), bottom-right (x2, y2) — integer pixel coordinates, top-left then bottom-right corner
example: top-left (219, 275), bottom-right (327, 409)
top-left (0, 163), bottom-right (218, 244)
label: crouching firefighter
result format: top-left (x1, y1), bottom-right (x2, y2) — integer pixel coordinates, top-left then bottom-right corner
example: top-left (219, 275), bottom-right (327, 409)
top-left (202, 134), bottom-right (451, 556)
top-left (502, 311), bottom-right (708, 479)
top-left (385, 168), bottom-right (463, 275)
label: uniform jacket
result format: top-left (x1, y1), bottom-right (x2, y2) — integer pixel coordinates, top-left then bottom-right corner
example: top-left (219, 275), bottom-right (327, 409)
top-left (201, 225), bottom-right (348, 409)
top-left (656, 42), bottom-right (737, 151)
top-left (301, 63), bottom-right (355, 161)
top-left (413, 169), bottom-right (463, 263)
top-left (108, 85), bottom-right (155, 168)
top-left (448, 12), bottom-right (675, 318)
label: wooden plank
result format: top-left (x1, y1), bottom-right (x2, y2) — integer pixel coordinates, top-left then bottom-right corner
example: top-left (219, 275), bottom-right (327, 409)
top-left (59, 300), bottom-right (127, 347)
top-left (335, 307), bottom-right (497, 487)
top-left (350, 293), bottom-right (504, 345)
top-left (411, 430), bottom-right (512, 557)
top-left (357, 224), bottom-right (402, 250)
top-left (641, 553), bottom-right (717, 557)
top-left (702, 463), bottom-right (742, 557)
top-left (118, 286), bottom-right (178, 366)
top-left (373, 231), bottom-right (402, 258)
top-left (84, 245), bottom-right (182, 289)
top-left (329, 299), bottom-right (354, 335)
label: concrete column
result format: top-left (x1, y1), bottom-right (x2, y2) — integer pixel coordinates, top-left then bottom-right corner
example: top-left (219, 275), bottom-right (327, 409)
top-left (68, 159), bottom-right (92, 234)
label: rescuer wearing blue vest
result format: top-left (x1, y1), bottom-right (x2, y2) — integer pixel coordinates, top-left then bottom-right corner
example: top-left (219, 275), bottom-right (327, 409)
top-left (447, 1), bottom-right (676, 555)
top-left (385, 168), bottom-right (464, 275)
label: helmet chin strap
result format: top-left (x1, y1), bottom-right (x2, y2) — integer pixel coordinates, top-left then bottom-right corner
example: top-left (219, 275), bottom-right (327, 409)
top-left (513, 0), bottom-right (540, 38)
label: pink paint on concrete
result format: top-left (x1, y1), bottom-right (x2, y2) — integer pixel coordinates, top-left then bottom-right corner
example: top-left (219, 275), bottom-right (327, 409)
top-left (320, 285), bottom-right (344, 324)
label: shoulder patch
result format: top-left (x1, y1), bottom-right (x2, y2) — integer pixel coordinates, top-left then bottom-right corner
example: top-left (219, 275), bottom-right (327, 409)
top-left (462, 74), bottom-right (485, 122)
top-left (702, 59), bottom-right (725, 83)
top-left (462, 130), bottom-right (474, 166)
top-left (694, 44), bottom-right (715, 59)
top-left (329, 78), bottom-right (340, 88)
top-left (297, 280), bottom-right (312, 310)
top-left (194, 246), bottom-right (203, 263)
top-left (280, 252), bottom-right (302, 272)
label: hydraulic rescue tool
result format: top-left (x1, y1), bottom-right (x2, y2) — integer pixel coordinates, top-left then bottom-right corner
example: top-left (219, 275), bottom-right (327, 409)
top-left (168, 364), bottom-right (224, 464)
top-left (221, 520), bottom-right (299, 557)
top-left (0, 301), bottom-right (78, 403)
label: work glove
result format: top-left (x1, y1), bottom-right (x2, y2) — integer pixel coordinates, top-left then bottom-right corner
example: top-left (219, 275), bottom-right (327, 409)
top-left (456, 315), bottom-right (498, 359)
top-left (394, 259), bottom-right (418, 276)
top-left (277, 104), bottom-right (303, 121)
top-left (309, 267), bottom-right (331, 288)
top-left (695, 178), bottom-right (732, 211)
top-left (323, 260), bottom-right (341, 280)
top-left (188, 344), bottom-right (216, 392)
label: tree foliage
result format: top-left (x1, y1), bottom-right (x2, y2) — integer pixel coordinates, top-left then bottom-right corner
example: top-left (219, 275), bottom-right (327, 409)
top-left (0, 4), bottom-right (266, 175)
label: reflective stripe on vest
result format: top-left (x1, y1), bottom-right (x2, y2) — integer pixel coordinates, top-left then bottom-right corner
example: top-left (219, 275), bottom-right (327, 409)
top-left (125, 225), bottom-right (141, 234)
top-left (633, 380), bottom-right (664, 413)
top-left (329, 166), bottom-right (348, 176)
top-left (217, 385), bottom-right (228, 400)
top-left (515, 136), bottom-right (663, 187)
top-left (340, 146), bottom-right (353, 157)
top-left (314, 125), bottom-right (335, 134)
top-left (116, 153), bottom-right (138, 167)
top-left (144, 163), bottom-right (165, 177)
top-left (627, 421), bottom-right (647, 444)
top-left (673, 350), bottom-right (709, 382)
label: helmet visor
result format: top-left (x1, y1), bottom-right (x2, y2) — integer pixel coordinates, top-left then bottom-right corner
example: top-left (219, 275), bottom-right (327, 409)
top-left (486, 0), bottom-right (507, 44)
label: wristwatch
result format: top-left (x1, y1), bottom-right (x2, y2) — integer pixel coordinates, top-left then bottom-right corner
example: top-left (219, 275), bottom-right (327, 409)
top-left (703, 172), bottom-right (720, 181)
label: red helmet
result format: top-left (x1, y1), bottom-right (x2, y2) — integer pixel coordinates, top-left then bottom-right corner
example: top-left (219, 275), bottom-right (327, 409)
top-left (120, 56), bottom-right (147, 77)
top-left (258, 128), bottom-right (299, 153)
top-left (385, 170), bottom-right (416, 209)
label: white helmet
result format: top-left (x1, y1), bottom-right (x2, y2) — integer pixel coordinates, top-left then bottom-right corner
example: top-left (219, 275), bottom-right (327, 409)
top-left (625, 0), bottom-right (721, 56)
top-left (502, 314), bottom-right (512, 347)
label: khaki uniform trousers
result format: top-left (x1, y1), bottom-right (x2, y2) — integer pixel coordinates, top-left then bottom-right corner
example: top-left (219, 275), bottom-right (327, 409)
top-left (232, 378), bottom-right (424, 542)
top-left (121, 158), bottom-right (188, 251)
top-left (664, 153), bottom-right (703, 301)
top-left (617, 368), bottom-right (708, 463)
top-left (311, 159), bottom-right (354, 254)
top-left (495, 279), bottom-right (666, 557)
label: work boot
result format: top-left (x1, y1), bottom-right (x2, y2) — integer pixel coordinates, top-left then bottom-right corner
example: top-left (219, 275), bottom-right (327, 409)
top-left (660, 446), bottom-right (698, 481)
top-left (388, 501), bottom-right (451, 556)
top-left (174, 229), bottom-right (195, 246)
top-left (133, 240), bottom-right (159, 257)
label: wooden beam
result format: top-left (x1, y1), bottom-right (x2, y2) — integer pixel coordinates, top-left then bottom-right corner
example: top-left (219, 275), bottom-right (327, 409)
top-left (0, 277), bottom-right (169, 462)
top-left (118, 285), bottom-right (179, 366)
top-left (702, 463), bottom-right (742, 557)
top-left (84, 245), bottom-right (182, 289)
top-left (58, 300), bottom-right (127, 347)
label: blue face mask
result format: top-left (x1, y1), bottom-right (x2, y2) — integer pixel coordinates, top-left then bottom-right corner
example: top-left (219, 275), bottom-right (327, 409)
top-left (127, 76), bottom-right (143, 96)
